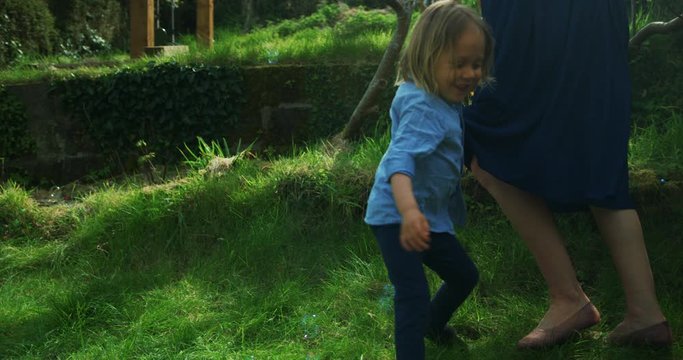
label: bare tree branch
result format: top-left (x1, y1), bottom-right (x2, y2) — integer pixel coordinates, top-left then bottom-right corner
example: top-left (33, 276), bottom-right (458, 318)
top-left (339, 0), bottom-right (416, 141)
top-left (629, 14), bottom-right (683, 48)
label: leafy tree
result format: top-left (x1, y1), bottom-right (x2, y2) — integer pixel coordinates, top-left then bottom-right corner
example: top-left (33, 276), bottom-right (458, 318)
top-left (0, 0), bottom-right (57, 66)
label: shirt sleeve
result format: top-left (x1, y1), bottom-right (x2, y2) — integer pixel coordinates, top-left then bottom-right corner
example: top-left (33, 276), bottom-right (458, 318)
top-left (382, 107), bottom-right (447, 180)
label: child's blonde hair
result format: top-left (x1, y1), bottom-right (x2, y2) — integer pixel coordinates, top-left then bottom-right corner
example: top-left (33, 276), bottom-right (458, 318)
top-left (397, 0), bottom-right (494, 94)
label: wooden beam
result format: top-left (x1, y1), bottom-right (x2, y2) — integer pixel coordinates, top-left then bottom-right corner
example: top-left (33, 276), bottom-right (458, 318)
top-left (130, 0), bottom-right (155, 58)
top-left (196, 0), bottom-right (214, 48)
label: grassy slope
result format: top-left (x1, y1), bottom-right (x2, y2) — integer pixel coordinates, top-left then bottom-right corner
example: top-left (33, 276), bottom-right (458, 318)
top-left (1, 4), bottom-right (681, 359)
top-left (0, 4), bottom-right (397, 85)
top-left (1, 132), bottom-right (681, 359)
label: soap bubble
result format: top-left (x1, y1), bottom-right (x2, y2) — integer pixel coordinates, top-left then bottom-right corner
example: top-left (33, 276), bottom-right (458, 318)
top-left (301, 314), bottom-right (320, 340)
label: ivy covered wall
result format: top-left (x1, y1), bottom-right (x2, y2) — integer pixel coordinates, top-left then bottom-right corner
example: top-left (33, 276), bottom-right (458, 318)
top-left (0, 86), bottom-right (35, 160)
top-left (0, 63), bottom-right (394, 184)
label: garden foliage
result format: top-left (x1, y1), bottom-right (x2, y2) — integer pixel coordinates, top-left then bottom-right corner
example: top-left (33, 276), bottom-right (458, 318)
top-left (0, 0), bottom-right (57, 67)
top-left (46, 0), bottom-right (126, 57)
top-left (55, 62), bottom-right (245, 162)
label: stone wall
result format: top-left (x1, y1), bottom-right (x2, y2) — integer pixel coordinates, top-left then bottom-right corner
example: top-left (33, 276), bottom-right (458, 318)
top-left (2, 64), bottom-right (389, 184)
top-left (5, 82), bottom-right (103, 184)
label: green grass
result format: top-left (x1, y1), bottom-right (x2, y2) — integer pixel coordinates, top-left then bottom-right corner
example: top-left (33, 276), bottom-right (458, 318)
top-left (168, 3), bottom-right (400, 67)
top-left (630, 111), bottom-right (683, 176)
top-left (1, 129), bottom-right (681, 359)
top-left (0, 4), bottom-right (398, 85)
top-left (1, 3), bottom-right (681, 358)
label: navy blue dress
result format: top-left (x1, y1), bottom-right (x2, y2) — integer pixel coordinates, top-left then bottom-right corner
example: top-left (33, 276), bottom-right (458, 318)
top-left (464, 0), bottom-right (635, 211)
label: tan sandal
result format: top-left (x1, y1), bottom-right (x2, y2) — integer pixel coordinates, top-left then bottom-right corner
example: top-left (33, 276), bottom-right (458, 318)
top-left (607, 321), bottom-right (673, 347)
top-left (517, 302), bottom-right (601, 349)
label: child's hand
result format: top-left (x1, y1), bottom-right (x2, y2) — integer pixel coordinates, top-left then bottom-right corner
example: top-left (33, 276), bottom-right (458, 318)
top-left (400, 208), bottom-right (431, 252)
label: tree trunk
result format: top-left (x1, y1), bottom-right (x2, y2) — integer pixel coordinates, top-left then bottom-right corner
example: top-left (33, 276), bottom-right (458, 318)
top-left (419, 0), bottom-right (431, 12)
top-left (339, 0), bottom-right (416, 141)
top-left (629, 14), bottom-right (683, 48)
top-left (242, 0), bottom-right (255, 33)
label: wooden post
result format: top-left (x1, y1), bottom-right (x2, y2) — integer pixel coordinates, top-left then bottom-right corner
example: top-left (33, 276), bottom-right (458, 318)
top-left (196, 0), bottom-right (214, 48)
top-left (130, 0), bottom-right (155, 58)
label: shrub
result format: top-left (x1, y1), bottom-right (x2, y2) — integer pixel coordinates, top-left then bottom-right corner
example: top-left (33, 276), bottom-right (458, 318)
top-left (236, 0), bottom-right (321, 24)
top-left (340, 0), bottom-right (389, 9)
top-left (46, 0), bottom-right (125, 56)
top-left (0, 0), bottom-right (57, 67)
top-left (275, 4), bottom-right (343, 37)
top-left (55, 62), bottom-right (246, 162)
top-left (181, 0), bottom-right (325, 33)
top-left (333, 6), bottom-right (395, 37)
top-left (630, 34), bottom-right (683, 129)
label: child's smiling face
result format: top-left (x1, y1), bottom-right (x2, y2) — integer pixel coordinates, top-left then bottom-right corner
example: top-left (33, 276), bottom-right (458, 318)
top-left (434, 22), bottom-right (486, 104)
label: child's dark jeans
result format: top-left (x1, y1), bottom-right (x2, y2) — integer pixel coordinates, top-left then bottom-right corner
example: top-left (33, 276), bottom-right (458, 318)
top-left (371, 224), bottom-right (478, 360)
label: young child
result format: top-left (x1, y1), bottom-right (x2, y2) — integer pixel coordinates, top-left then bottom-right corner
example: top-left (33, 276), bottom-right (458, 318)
top-left (364, 1), bottom-right (493, 359)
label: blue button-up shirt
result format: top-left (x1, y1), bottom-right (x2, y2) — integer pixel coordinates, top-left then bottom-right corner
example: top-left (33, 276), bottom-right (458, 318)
top-left (364, 82), bottom-right (467, 234)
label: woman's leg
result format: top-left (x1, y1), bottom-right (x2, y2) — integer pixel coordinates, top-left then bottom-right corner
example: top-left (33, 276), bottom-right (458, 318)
top-left (372, 225), bottom-right (430, 360)
top-left (471, 160), bottom-right (599, 340)
top-left (590, 207), bottom-right (669, 339)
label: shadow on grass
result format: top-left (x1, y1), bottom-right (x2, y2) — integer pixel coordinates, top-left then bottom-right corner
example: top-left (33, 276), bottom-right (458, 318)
top-left (1, 170), bottom-right (681, 359)
top-left (0, 178), bottom-right (371, 357)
